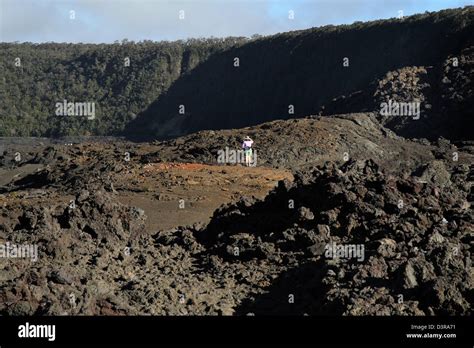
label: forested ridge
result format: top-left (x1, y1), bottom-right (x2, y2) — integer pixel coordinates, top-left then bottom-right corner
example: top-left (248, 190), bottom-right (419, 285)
top-left (0, 38), bottom-right (245, 136)
top-left (1, 6), bottom-right (473, 139)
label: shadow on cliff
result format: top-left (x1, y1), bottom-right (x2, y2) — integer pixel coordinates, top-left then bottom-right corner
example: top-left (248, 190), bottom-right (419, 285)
top-left (125, 8), bottom-right (473, 141)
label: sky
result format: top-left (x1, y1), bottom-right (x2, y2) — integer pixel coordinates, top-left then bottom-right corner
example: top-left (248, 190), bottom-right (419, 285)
top-left (0, 0), bottom-right (473, 43)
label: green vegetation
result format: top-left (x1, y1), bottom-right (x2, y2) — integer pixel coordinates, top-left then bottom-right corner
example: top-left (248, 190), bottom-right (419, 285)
top-left (127, 7), bottom-right (473, 139)
top-left (0, 38), bottom-right (245, 136)
top-left (0, 7), bottom-right (472, 139)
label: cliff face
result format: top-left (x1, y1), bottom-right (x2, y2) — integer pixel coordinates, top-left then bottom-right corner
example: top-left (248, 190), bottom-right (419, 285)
top-left (0, 39), bottom-right (245, 137)
top-left (1, 7), bottom-right (473, 140)
top-left (320, 46), bottom-right (474, 140)
top-left (127, 7), bottom-right (473, 140)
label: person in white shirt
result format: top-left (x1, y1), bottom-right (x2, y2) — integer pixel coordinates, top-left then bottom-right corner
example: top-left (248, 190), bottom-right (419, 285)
top-left (242, 136), bottom-right (254, 167)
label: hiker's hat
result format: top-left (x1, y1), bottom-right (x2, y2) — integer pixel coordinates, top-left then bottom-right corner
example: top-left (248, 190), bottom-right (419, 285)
top-left (244, 136), bottom-right (252, 140)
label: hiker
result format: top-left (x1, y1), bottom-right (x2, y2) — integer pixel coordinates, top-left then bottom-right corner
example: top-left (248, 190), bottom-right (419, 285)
top-left (242, 136), bottom-right (254, 166)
